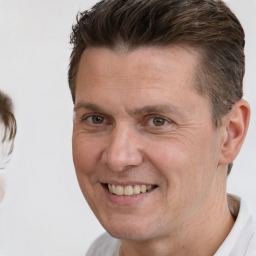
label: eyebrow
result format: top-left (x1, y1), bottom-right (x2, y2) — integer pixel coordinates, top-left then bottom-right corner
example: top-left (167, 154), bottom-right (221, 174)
top-left (74, 101), bottom-right (185, 116)
top-left (74, 102), bottom-right (104, 112)
top-left (131, 104), bottom-right (183, 116)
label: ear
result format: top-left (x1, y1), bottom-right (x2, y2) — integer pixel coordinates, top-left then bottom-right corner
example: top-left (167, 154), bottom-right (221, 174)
top-left (218, 99), bottom-right (250, 165)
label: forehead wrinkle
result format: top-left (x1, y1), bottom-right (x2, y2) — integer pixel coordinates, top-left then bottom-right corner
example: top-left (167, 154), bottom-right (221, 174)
top-left (128, 104), bottom-right (186, 116)
top-left (78, 75), bottom-right (175, 84)
top-left (73, 101), bottom-right (187, 118)
top-left (73, 102), bottom-right (104, 113)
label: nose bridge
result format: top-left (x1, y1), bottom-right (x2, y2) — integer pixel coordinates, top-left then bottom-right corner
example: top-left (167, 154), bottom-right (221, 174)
top-left (102, 123), bottom-right (143, 171)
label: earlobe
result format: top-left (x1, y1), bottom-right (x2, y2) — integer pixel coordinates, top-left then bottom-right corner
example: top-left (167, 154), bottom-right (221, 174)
top-left (219, 99), bottom-right (250, 165)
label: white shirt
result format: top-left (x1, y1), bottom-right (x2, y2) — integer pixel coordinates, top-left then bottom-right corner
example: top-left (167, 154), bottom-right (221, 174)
top-left (86, 196), bottom-right (256, 256)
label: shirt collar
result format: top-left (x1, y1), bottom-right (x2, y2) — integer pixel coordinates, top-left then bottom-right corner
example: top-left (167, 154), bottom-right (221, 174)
top-left (214, 194), bottom-right (256, 256)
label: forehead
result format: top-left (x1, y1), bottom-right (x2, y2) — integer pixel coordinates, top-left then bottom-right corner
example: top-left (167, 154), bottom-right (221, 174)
top-left (76, 45), bottom-right (201, 90)
top-left (75, 46), bottom-right (211, 118)
top-left (75, 45), bottom-right (215, 131)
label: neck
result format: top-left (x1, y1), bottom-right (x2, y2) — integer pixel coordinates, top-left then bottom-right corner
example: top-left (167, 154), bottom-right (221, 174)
top-left (120, 169), bottom-right (235, 256)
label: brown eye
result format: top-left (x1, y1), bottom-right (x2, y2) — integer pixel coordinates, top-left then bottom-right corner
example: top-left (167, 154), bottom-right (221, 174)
top-left (92, 115), bottom-right (104, 124)
top-left (85, 115), bottom-right (105, 124)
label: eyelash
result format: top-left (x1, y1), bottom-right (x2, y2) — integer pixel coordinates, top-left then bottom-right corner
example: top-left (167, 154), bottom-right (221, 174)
top-left (81, 114), bottom-right (172, 128)
top-left (81, 114), bottom-right (107, 125)
top-left (145, 115), bottom-right (172, 127)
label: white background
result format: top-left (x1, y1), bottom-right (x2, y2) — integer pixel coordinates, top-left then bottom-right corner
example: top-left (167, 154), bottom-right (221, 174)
top-left (0, 0), bottom-right (255, 255)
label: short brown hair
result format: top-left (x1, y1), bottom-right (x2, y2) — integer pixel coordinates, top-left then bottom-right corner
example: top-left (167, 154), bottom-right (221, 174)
top-left (68, 0), bottom-right (245, 174)
top-left (0, 91), bottom-right (17, 168)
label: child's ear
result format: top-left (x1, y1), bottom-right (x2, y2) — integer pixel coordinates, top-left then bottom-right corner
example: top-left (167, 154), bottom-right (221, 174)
top-left (218, 99), bottom-right (250, 165)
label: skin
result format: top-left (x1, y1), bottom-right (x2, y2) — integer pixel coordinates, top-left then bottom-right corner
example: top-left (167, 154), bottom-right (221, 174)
top-left (72, 46), bottom-right (250, 256)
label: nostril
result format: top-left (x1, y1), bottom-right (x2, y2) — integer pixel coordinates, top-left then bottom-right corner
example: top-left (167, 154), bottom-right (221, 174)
top-left (101, 132), bottom-right (144, 172)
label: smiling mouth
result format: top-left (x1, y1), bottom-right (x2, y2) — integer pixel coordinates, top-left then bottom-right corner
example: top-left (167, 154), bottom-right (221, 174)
top-left (106, 184), bottom-right (157, 196)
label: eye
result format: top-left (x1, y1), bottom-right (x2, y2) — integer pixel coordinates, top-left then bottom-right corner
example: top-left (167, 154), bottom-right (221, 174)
top-left (148, 116), bottom-right (168, 126)
top-left (83, 115), bottom-right (105, 124)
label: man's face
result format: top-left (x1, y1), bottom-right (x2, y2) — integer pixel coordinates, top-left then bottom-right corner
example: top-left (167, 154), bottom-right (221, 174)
top-left (72, 46), bottom-right (225, 241)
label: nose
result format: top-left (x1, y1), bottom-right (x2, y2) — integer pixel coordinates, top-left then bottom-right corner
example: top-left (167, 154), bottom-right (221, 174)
top-left (101, 125), bottom-right (144, 172)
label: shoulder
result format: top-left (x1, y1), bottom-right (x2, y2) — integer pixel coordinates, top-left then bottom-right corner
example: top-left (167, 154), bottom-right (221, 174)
top-left (215, 195), bottom-right (256, 255)
top-left (241, 199), bottom-right (256, 256)
top-left (85, 232), bottom-right (120, 256)
top-left (246, 233), bottom-right (256, 256)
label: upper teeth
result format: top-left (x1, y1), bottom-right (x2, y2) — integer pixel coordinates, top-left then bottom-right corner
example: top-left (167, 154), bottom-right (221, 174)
top-left (108, 184), bottom-right (154, 196)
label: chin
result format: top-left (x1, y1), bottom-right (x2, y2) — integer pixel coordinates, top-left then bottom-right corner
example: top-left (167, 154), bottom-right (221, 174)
top-left (101, 216), bottom-right (157, 241)
top-left (108, 229), bottom-right (153, 241)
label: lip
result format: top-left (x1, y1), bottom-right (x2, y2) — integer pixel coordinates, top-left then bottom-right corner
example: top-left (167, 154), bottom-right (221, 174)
top-left (101, 182), bottom-right (157, 206)
top-left (100, 179), bottom-right (157, 186)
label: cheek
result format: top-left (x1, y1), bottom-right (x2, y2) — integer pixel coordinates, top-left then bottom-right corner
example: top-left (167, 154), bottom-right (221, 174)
top-left (146, 139), bottom-right (218, 225)
top-left (72, 135), bottom-right (102, 174)
top-left (72, 136), bottom-right (102, 209)
top-left (147, 135), bottom-right (218, 194)
top-left (147, 140), bottom-right (190, 175)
